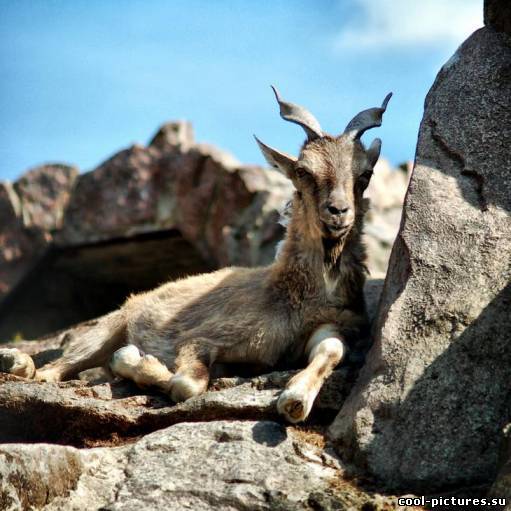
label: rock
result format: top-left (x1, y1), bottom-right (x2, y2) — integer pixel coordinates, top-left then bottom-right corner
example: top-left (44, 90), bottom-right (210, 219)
top-left (485, 0), bottom-right (511, 35)
top-left (0, 165), bottom-right (78, 303)
top-left (364, 158), bottom-right (409, 275)
top-left (0, 420), bottom-right (413, 511)
top-left (0, 369), bottom-right (350, 447)
top-left (0, 182), bottom-right (32, 298)
top-left (148, 120), bottom-right (195, 150)
top-left (56, 138), bottom-right (290, 269)
top-left (13, 164), bottom-right (78, 232)
top-left (489, 424), bottom-right (511, 510)
top-left (329, 27), bottom-right (511, 493)
top-left (0, 441), bottom-right (123, 511)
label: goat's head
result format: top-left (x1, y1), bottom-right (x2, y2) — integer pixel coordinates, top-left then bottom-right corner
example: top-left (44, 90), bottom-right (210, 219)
top-left (255, 87), bottom-right (391, 240)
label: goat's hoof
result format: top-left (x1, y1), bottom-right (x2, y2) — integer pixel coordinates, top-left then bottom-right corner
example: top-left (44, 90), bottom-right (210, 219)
top-left (34, 368), bottom-right (61, 382)
top-left (110, 345), bottom-right (143, 379)
top-left (169, 374), bottom-right (206, 403)
top-left (0, 348), bottom-right (36, 379)
top-left (277, 388), bottom-right (313, 424)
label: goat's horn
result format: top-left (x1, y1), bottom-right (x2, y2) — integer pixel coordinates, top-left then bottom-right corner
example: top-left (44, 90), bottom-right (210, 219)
top-left (271, 85), bottom-right (323, 141)
top-left (343, 92), bottom-right (393, 140)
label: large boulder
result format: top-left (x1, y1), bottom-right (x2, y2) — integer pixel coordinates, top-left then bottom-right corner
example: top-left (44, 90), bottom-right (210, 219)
top-left (329, 24), bottom-right (511, 492)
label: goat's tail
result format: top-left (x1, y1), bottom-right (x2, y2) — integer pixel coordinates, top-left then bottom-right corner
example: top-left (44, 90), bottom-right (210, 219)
top-left (36, 309), bottom-right (127, 381)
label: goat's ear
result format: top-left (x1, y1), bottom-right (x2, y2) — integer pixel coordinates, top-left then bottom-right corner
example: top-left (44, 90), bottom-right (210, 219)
top-left (254, 136), bottom-right (296, 178)
top-left (366, 138), bottom-right (382, 168)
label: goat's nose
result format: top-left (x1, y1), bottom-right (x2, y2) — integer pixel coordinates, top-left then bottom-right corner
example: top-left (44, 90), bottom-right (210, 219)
top-left (326, 204), bottom-right (350, 216)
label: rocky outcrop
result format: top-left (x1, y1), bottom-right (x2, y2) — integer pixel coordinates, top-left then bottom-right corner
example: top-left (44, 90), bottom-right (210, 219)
top-left (0, 420), bottom-right (414, 511)
top-left (0, 369), bottom-right (350, 447)
top-left (0, 165), bottom-right (78, 298)
top-left (55, 123), bottom-right (291, 269)
top-left (329, 20), bottom-right (511, 494)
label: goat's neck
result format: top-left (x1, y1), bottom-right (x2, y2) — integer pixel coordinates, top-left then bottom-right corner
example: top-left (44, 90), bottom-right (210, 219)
top-left (270, 199), bottom-right (361, 293)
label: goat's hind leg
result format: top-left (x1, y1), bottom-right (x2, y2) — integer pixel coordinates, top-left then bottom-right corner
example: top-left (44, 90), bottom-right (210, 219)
top-left (110, 341), bottom-right (212, 403)
top-left (1, 310), bottom-right (128, 382)
top-left (110, 345), bottom-right (174, 392)
top-left (277, 324), bottom-right (346, 423)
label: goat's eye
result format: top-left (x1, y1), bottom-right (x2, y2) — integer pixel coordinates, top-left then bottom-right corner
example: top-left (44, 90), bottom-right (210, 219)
top-left (295, 166), bottom-right (310, 179)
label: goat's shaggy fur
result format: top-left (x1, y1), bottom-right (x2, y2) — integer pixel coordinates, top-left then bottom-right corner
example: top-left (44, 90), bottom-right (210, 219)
top-left (0, 89), bottom-right (390, 422)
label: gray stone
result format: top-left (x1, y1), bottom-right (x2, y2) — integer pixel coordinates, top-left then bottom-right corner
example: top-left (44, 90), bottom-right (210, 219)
top-left (56, 137), bottom-right (290, 269)
top-left (13, 164), bottom-right (78, 232)
top-left (0, 368), bottom-right (349, 447)
top-left (0, 421), bottom-right (406, 511)
top-left (329, 27), bottom-right (511, 493)
top-left (485, 0), bottom-right (511, 35)
top-left (489, 424), bottom-right (511, 510)
top-left (0, 442), bottom-right (124, 511)
top-left (0, 165), bottom-right (78, 303)
top-left (364, 158), bottom-right (409, 275)
top-left (148, 120), bottom-right (195, 150)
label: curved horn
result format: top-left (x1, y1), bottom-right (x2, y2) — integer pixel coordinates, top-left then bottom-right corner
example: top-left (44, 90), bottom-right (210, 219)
top-left (271, 85), bottom-right (323, 141)
top-left (344, 92), bottom-right (393, 140)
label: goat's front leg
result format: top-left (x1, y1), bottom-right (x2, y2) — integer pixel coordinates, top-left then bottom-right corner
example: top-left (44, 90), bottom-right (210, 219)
top-left (277, 324), bottom-right (346, 423)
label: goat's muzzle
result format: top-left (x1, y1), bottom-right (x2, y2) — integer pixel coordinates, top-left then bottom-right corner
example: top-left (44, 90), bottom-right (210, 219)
top-left (321, 202), bottom-right (354, 238)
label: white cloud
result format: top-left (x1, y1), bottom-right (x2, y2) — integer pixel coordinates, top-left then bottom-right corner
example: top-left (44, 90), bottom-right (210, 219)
top-left (335, 0), bottom-right (483, 51)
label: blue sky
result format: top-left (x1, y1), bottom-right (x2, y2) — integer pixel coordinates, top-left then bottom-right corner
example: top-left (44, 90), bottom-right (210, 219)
top-left (0, 0), bottom-right (482, 181)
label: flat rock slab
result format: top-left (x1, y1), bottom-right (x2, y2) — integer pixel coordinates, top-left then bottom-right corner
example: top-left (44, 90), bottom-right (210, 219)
top-left (0, 369), bottom-right (351, 447)
top-left (0, 420), bottom-right (414, 511)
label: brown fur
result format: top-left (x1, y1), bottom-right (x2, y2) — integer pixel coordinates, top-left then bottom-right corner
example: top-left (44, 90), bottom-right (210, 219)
top-left (3, 110), bottom-right (384, 423)
top-left (39, 134), bottom-right (370, 376)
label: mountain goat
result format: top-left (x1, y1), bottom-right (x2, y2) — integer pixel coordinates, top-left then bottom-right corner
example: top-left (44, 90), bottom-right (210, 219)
top-left (0, 87), bottom-right (391, 423)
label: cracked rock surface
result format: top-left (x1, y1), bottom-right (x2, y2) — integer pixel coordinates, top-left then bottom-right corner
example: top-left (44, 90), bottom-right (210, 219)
top-left (0, 371), bottom-right (414, 511)
top-left (329, 25), bottom-right (511, 493)
top-left (0, 369), bottom-right (351, 447)
top-left (0, 421), bottom-right (411, 511)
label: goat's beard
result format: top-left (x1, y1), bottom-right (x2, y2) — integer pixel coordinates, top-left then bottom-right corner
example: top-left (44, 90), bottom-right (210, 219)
top-left (322, 221), bottom-right (353, 240)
